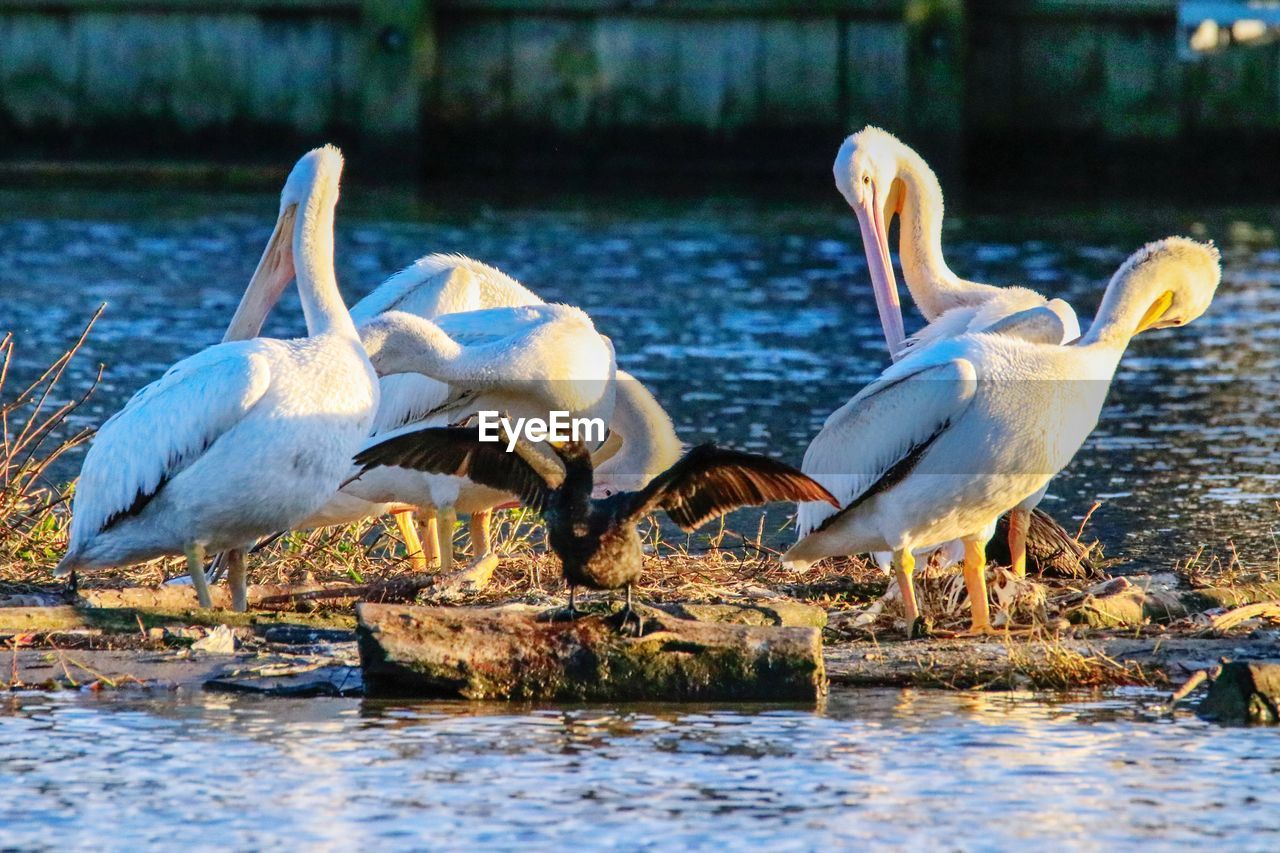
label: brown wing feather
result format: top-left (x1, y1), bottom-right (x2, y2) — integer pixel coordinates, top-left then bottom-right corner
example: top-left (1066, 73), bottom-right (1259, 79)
top-left (350, 426), bottom-right (561, 511)
top-left (614, 444), bottom-right (838, 531)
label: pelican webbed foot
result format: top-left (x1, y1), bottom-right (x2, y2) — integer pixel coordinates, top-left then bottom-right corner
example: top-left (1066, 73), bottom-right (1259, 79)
top-left (434, 552), bottom-right (501, 599)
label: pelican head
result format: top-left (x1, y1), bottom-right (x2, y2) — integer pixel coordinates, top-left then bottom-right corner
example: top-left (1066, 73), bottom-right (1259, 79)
top-left (834, 127), bottom-right (916, 357)
top-left (224, 145), bottom-right (345, 341)
top-left (1086, 237), bottom-right (1221, 345)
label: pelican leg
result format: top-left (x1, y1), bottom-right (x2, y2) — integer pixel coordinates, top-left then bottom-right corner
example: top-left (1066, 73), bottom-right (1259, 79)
top-left (436, 506), bottom-right (457, 576)
top-left (184, 543), bottom-right (213, 610)
top-left (469, 509), bottom-right (492, 558)
top-left (892, 548), bottom-right (923, 638)
top-left (1008, 508), bottom-right (1030, 578)
top-left (962, 539), bottom-right (993, 634)
top-left (446, 511), bottom-right (500, 591)
top-left (417, 509), bottom-right (439, 569)
top-left (393, 510), bottom-right (428, 572)
top-left (226, 548), bottom-right (248, 613)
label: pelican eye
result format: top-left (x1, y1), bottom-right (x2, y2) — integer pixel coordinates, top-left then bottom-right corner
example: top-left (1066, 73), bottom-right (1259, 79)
top-left (862, 175), bottom-right (871, 185)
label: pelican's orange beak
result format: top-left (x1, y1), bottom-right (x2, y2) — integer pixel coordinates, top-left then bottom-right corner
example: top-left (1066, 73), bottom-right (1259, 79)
top-left (223, 204), bottom-right (297, 342)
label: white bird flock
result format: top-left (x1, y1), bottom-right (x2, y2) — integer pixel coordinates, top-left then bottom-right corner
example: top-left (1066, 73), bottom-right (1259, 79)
top-left (57, 136), bottom-right (1222, 638)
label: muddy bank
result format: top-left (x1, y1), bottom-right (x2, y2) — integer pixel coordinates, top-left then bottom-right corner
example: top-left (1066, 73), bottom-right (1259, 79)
top-left (3, 571), bottom-right (1277, 698)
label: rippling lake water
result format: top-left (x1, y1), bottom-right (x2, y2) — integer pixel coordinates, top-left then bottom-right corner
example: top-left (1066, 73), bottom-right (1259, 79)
top-left (1, 687), bottom-right (1276, 849)
top-left (1, 184), bottom-right (1277, 567)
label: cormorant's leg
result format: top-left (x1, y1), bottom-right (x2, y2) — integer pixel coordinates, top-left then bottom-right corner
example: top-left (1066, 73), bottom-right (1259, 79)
top-left (568, 584), bottom-right (578, 618)
top-left (184, 543), bottom-right (213, 609)
top-left (65, 569), bottom-right (78, 596)
top-left (1007, 507), bottom-right (1030, 578)
top-left (892, 548), bottom-right (924, 638)
top-left (961, 539), bottom-right (993, 635)
top-left (611, 584), bottom-right (643, 636)
top-left (393, 510), bottom-right (428, 572)
top-left (226, 548), bottom-right (248, 613)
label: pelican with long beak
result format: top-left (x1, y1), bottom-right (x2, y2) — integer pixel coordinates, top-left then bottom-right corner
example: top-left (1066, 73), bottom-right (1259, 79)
top-left (824, 126), bottom-right (1081, 578)
top-left (785, 238), bottom-right (1220, 635)
top-left (334, 303), bottom-right (618, 584)
top-left (56, 147), bottom-right (378, 611)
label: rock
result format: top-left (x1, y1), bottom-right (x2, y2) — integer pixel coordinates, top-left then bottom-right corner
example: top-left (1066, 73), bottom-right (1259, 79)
top-left (205, 665), bottom-right (362, 697)
top-left (356, 603), bottom-right (826, 702)
top-left (1197, 661), bottom-right (1280, 724)
top-left (191, 624), bottom-right (240, 654)
top-left (1068, 582), bottom-right (1280, 628)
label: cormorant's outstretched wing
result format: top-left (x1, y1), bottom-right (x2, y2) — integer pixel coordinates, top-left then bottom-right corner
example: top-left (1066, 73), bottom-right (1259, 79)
top-left (608, 444), bottom-right (838, 531)
top-left (350, 426), bottom-right (563, 511)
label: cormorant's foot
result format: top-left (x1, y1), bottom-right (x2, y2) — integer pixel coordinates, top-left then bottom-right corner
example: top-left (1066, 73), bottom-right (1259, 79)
top-left (538, 604), bottom-right (582, 624)
top-left (606, 605), bottom-right (644, 638)
top-left (906, 616), bottom-right (931, 640)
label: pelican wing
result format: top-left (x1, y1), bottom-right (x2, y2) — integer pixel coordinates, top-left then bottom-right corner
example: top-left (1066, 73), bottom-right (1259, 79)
top-left (980, 298), bottom-right (1080, 344)
top-left (350, 426), bottom-right (563, 511)
top-left (349, 253), bottom-right (540, 324)
top-left (69, 342), bottom-right (275, 544)
top-left (903, 294), bottom-right (1080, 355)
top-left (899, 305), bottom-right (980, 355)
top-left (608, 444), bottom-right (838, 532)
top-left (370, 373), bottom-right (453, 434)
top-left (979, 305), bottom-right (1069, 344)
top-left (796, 358), bottom-right (977, 536)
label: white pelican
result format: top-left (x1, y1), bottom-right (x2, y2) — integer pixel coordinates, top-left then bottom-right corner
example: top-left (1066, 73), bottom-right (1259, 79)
top-left (784, 237), bottom-right (1220, 634)
top-left (313, 254), bottom-right (555, 574)
top-left (832, 126), bottom-right (1082, 576)
top-left (338, 303), bottom-right (618, 581)
top-left (215, 254), bottom-right (542, 574)
top-left (56, 146), bottom-right (378, 611)
top-left (295, 255), bottom-right (679, 584)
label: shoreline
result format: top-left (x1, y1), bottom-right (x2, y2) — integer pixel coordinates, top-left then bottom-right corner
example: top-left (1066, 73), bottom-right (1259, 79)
top-left (4, 577), bottom-right (1275, 697)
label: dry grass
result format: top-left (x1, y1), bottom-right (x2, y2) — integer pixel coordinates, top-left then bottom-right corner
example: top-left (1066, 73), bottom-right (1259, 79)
top-left (0, 311), bottom-right (101, 584)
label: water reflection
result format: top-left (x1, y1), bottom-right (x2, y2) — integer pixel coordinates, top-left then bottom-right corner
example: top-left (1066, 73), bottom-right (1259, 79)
top-left (0, 190), bottom-right (1277, 568)
top-left (1, 688), bottom-right (1276, 848)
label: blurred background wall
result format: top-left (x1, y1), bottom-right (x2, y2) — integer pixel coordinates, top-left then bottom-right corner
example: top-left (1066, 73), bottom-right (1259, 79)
top-left (0, 1), bottom-right (1275, 193)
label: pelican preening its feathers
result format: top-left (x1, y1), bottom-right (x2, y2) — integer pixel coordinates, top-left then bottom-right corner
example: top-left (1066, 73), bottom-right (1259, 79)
top-left (53, 132), bottom-right (1223, 646)
top-left (338, 300), bottom-right (618, 584)
top-left (57, 146), bottom-right (378, 611)
top-left (831, 125), bottom-right (1083, 580)
top-left (784, 236), bottom-right (1221, 633)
